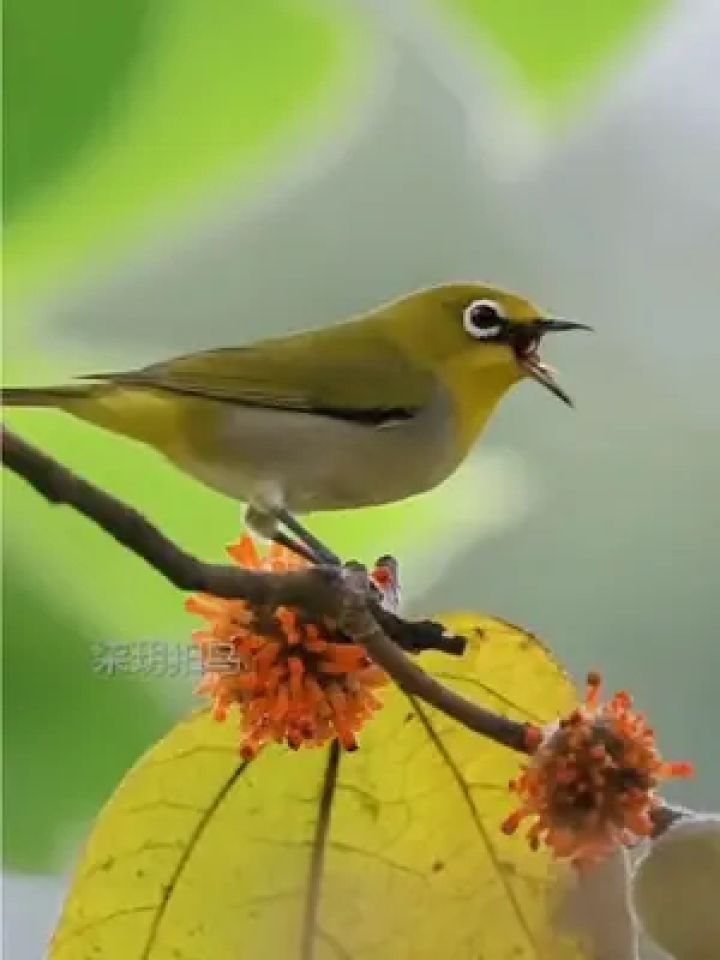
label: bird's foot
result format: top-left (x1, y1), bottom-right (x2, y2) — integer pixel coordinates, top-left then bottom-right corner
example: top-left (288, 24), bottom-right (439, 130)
top-left (246, 504), bottom-right (340, 566)
top-left (274, 508), bottom-right (341, 566)
top-left (270, 528), bottom-right (326, 566)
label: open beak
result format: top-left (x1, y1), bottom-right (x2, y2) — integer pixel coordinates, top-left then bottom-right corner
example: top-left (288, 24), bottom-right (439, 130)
top-left (512, 319), bottom-right (592, 407)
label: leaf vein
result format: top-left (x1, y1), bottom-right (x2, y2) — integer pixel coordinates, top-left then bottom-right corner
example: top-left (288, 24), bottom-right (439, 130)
top-left (139, 760), bottom-right (251, 958)
top-left (407, 694), bottom-right (541, 958)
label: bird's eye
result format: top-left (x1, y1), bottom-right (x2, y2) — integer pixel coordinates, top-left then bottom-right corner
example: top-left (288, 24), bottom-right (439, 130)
top-left (462, 299), bottom-right (508, 340)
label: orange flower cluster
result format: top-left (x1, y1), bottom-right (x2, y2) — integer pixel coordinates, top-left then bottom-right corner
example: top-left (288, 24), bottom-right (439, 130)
top-left (502, 671), bottom-right (693, 866)
top-left (186, 536), bottom-right (387, 758)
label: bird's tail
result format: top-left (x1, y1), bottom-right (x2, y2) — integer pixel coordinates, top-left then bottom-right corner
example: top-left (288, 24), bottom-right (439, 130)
top-left (1, 383), bottom-right (180, 449)
top-left (1, 384), bottom-right (102, 408)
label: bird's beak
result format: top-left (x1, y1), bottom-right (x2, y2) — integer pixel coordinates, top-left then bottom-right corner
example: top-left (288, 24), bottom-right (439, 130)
top-left (512, 318), bottom-right (592, 407)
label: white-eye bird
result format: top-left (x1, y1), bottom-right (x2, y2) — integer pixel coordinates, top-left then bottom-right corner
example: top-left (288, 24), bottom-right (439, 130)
top-left (2, 283), bottom-right (589, 562)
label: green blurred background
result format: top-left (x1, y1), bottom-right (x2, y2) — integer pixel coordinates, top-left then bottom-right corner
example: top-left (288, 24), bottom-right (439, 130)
top-left (3, 0), bottom-right (719, 955)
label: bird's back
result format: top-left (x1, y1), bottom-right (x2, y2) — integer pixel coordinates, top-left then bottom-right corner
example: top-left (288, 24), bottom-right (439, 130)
top-left (90, 316), bottom-right (435, 424)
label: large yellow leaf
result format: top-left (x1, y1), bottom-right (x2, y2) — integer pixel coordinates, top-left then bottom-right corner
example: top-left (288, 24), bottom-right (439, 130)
top-left (50, 614), bottom-right (587, 959)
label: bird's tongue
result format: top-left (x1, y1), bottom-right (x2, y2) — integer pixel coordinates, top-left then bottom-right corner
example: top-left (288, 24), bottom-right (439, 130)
top-left (521, 347), bottom-right (556, 378)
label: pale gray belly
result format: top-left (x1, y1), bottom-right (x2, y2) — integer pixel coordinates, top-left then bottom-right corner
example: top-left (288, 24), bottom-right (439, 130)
top-left (172, 392), bottom-right (460, 512)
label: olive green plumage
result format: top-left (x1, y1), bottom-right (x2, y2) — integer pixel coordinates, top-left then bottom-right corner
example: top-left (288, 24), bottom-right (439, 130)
top-left (2, 283), bottom-right (587, 544)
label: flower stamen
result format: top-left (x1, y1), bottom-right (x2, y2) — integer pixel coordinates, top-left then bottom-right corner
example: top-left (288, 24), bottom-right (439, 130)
top-left (186, 535), bottom-right (388, 757)
top-left (502, 671), bottom-right (694, 866)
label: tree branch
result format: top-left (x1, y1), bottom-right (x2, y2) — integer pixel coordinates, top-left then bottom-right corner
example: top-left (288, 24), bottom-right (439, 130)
top-left (1, 426), bottom-right (527, 750)
top-left (1, 426), bottom-right (692, 839)
top-left (2, 427), bottom-right (340, 605)
top-left (1, 427), bottom-right (465, 655)
top-left (339, 568), bottom-right (529, 751)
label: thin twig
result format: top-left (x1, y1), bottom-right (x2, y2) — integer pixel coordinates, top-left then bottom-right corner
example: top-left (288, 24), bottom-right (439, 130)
top-left (339, 568), bottom-right (530, 752)
top-left (650, 804), bottom-right (689, 837)
top-left (2, 426), bottom-right (525, 746)
top-left (1, 427), bottom-right (463, 655)
top-left (1, 427), bottom-right (339, 605)
top-left (0, 426), bottom-right (687, 828)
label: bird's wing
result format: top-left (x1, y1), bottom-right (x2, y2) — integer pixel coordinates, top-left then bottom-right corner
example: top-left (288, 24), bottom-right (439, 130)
top-left (88, 322), bottom-right (434, 424)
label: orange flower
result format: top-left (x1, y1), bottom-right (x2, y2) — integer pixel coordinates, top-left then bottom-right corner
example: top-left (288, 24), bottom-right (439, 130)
top-left (186, 535), bottom-right (388, 758)
top-left (502, 671), bottom-right (693, 867)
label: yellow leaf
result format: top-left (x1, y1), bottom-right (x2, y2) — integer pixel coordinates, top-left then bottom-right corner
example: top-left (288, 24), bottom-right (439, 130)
top-left (50, 613), bottom-right (588, 960)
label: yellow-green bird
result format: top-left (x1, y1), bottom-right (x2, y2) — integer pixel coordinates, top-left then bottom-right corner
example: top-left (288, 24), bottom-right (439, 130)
top-left (2, 283), bottom-right (588, 562)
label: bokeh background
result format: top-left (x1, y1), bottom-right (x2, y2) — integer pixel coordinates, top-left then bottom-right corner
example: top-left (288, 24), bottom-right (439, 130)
top-left (3, 0), bottom-right (719, 956)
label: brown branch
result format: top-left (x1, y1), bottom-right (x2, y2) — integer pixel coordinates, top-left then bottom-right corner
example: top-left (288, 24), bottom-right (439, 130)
top-left (339, 568), bottom-right (530, 752)
top-left (2, 427), bottom-right (338, 605)
top-left (650, 803), bottom-right (690, 837)
top-left (2, 426), bottom-right (528, 749)
top-left (1, 427), bottom-right (462, 656)
top-left (2, 426), bottom-right (688, 832)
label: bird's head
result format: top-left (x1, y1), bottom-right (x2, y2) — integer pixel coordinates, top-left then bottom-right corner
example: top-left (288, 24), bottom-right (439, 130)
top-left (386, 282), bottom-right (590, 407)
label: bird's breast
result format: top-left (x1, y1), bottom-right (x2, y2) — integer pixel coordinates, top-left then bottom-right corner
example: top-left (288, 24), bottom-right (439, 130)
top-left (171, 392), bottom-right (461, 513)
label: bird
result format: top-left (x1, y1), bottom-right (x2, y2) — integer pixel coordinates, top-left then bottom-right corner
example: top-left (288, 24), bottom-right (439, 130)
top-left (2, 282), bottom-right (589, 563)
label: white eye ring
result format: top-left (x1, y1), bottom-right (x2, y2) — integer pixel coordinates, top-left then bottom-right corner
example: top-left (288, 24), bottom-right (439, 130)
top-left (463, 298), bottom-right (507, 340)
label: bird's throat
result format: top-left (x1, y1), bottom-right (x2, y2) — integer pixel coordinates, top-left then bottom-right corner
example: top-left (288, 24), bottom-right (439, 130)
top-left (441, 355), bottom-right (520, 454)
